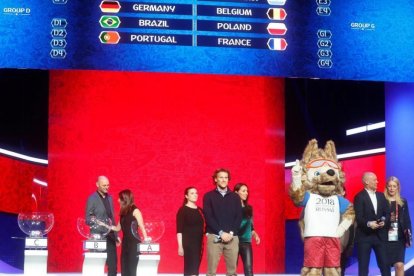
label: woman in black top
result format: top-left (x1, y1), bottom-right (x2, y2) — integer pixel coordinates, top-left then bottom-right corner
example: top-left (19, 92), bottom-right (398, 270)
top-left (176, 187), bottom-right (205, 276)
top-left (234, 183), bottom-right (260, 276)
top-left (112, 189), bottom-right (148, 276)
top-left (385, 176), bottom-right (412, 276)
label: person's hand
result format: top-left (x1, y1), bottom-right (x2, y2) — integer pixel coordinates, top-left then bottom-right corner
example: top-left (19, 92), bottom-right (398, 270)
top-left (220, 232), bottom-right (233, 242)
top-left (254, 234), bottom-right (260, 245)
top-left (96, 219), bottom-right (109, 228)
top-left (116, 237), bottom-right (122, 246)
top-left (178, 246), bottom-right (184, 256)
top-left (368, 221), bottom-right (381, 229)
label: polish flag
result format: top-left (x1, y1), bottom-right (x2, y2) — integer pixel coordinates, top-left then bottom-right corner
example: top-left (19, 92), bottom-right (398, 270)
top-left (267, 23), bottom-right (287, 35)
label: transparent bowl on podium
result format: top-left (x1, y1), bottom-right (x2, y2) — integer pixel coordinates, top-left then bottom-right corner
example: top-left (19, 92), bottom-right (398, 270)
top-left (77, 217), bottom-right (112, 251)
top-left (132, 220), bottom-right (165, 254)
top-left (18, 212), bottom-right (54, 249)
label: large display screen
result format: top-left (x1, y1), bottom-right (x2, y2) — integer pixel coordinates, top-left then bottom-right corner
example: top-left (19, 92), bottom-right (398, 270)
top-left (1, 0), bottom-right (413, 81)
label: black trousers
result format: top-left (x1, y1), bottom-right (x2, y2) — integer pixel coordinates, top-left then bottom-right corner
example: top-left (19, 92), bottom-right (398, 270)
top-left (239, 242), bottom-right (253, 276)
top-left (121, 242), bottom-right (138, 276)
top-left (106, 237), bottom-right (118, 276)
top-left (357, 238), bottom-right (390, 276)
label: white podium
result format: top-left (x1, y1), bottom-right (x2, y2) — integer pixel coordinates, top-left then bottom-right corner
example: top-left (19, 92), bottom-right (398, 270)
top-left (24, 249), bottom-right (48, 276)
top-left (137, 254), bottom-right (160, 276)
top-left (18, 212), bottom-right (54, 276)
top-left (137, 243), bottom-right (160, 276)
top-left (82, 240), bottom-right (107, 276)
top-left (23, 237), bottom-right (48, 276)
top-left (82, 252), bottom-right (107, 276)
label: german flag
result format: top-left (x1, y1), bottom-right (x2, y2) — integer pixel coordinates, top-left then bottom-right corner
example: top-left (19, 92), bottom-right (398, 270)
top-left (100, 1), bottom-right (121, 13)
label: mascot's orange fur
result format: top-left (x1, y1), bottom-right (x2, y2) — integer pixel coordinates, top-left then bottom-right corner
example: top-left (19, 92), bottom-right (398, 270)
top-left (289, 139), bottom-right (355, 276)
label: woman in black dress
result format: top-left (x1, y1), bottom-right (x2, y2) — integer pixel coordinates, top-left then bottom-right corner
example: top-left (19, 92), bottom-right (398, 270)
top-left (112, 189), bottom-right (148, 276)
top-left (385, 176), bottom-right (412, 276)
top-left (176, 187), bottom-right (205, 276)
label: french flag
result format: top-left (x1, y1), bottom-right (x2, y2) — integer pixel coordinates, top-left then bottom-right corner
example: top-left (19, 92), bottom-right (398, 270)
top-left (267, 38), bottom-right (288, 51)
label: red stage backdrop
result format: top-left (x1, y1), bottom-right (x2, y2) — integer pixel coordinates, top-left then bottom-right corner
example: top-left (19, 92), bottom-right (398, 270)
top-left (47, 71), bottom-right (285, 273)
top-left (0, 155), bottom-right (47, 214)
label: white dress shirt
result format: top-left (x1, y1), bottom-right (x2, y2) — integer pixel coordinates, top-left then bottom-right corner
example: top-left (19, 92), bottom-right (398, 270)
top-left (365, 188), bottom-right (377, 215)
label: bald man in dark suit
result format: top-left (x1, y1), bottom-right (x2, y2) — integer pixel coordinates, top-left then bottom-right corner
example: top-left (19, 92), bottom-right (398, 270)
top-left (354, 172), bottom-right (390, 276)
top-left (86, 176), bottom-right (119, 276)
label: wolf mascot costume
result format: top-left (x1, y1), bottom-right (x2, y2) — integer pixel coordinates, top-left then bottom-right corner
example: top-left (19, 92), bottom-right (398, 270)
top-left (290, 139), bottom-right (355, 276)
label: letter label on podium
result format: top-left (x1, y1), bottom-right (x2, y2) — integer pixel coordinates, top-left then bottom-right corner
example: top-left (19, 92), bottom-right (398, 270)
top-left (25, 237), bottom-right (48, 248)
top-left (84, 240), bottom-right (107, 251)
top-left (139, 243), bottom-right (160, 253)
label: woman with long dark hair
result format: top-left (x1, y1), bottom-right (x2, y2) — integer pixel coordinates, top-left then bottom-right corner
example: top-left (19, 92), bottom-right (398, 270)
top-left (385, 176), bottom-right (412, 276)
top-left (112, 189), bottom-right (148, 276)
top-left (234, 183), bottom-right (260, 276)
top-left (176, 187), bottom-right (205, 276)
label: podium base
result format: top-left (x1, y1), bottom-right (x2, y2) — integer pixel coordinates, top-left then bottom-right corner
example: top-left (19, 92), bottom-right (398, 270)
top-left (24, 250), bottom-right (48, 276)
top-left (82, 252), bottom-right (106, 276)
top-left (137, 254), bottom-right (160, 276)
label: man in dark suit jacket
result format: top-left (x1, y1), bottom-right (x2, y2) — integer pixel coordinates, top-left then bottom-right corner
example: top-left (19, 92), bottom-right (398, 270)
top-left (354, 172), bottom-right (391, 276)
top-left (85, 176), bottom-right (119, 276)
top-left (203, 168), bottom-right (243, 276)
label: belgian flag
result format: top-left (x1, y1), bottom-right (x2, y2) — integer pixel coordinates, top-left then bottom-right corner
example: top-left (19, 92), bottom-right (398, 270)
top-left (267, 8), bottom-right (287, 20)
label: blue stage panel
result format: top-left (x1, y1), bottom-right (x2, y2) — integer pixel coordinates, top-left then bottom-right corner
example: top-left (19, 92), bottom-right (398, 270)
top-left (1, 0), bottom-right (414, 81)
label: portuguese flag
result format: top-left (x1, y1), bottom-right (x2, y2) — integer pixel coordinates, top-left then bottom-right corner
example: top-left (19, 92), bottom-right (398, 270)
top-left (99, 31), bottom-right (120, 44)
top-left (100, 1), bottom-right (121, 13)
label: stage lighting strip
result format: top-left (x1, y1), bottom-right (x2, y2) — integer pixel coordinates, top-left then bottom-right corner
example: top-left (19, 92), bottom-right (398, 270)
top-left (346, 121), bottom-right (385, 136)
top-left (0, 146), bottom-right (386, 170)
top-left (284, 147), bottom-right (386, 168)
top-left (0, 148), bottom-right (48, 165)
top-left (33, 178), bottom-right (48, 187)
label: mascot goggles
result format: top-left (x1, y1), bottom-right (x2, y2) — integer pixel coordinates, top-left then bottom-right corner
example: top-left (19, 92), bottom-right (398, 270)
top-left (305, 158), bottom-right (339, 169)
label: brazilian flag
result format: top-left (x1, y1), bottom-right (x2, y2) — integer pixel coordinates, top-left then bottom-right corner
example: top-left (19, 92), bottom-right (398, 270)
top-left (100, 16), bottom-right (121, 28)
